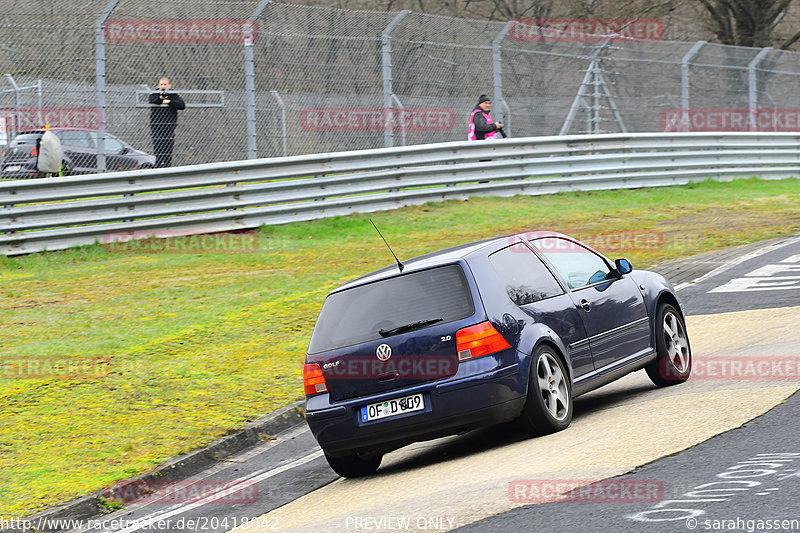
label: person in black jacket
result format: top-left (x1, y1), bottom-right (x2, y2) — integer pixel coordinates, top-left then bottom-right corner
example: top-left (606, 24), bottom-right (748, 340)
top-left (468, 94), bottom-right (504, 140)
top-left (149, 77), bottom-right (185, 167)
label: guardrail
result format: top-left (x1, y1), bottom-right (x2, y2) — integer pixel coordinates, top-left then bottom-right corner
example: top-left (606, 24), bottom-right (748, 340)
top-left (2, 132), bottom-right (799, 256)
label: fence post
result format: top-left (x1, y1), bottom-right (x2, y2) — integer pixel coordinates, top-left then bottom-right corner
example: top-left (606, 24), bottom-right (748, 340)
top-left (391, 94), bottom-right (406, 147)
top-left (270, 90), bottom-right (287, 157)
top-left (95, 0), bottom-right (121, 174)
top-left (245, 0), bottom-right (273, 159)
top-left (748, 47), bottom-right (772, 132)
top-left (3, 75), bottom-right (21, 135)
top-left (493, 22), bottom-right (511, 134)
top-left (382, 10), bottom-right (411, 149)
top-left (245, 38), bottom-right (257, 159)
top-left (681, 41), bottom-right (705, 131)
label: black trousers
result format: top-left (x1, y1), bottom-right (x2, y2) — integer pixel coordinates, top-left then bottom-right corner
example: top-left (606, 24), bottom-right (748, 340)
top-left (151, 125), bottom-right (176, 168)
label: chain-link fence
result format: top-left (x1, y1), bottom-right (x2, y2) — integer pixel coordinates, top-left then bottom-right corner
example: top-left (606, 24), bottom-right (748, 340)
top-left (3, 1), bottom-right (800, 170)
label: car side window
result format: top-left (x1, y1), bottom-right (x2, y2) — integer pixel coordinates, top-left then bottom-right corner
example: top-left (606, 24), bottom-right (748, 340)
top-left (57, 131), bottom-right (93, 148)
top-left (529, 237), bottom-right (612, 290)
top-left (489, 243), bottom-right (564, 306)
top-left (103, 137), bottom-right (124, 153)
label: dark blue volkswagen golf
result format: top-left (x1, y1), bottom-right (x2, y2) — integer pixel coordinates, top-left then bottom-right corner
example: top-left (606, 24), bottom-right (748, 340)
top-left (304, 232), bottom-right (691, 477)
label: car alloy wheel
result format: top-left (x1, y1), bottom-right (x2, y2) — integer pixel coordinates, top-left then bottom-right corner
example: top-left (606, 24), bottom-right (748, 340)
top-left (519, 345), bottom-right (573, 436)
top-left (646, 303), bottom-right (692, 386)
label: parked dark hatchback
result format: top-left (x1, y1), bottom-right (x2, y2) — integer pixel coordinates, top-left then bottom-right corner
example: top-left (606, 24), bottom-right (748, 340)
top-left (304, 232), bottom-right (692, 478)
top-left (1, 128), bottom-right (155, 178)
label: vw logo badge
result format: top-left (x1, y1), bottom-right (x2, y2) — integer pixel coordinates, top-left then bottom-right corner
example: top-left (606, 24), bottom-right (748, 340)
top-left (376, 343), bottom-right (392, 361)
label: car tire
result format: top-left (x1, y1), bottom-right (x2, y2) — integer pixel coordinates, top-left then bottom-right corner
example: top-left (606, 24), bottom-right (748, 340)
top-left (645, 303), bottom-right (692, 387)
top-left (324, 451), bottom-right (382, 478)
top-left (518, 345), bottom-right (573, 436)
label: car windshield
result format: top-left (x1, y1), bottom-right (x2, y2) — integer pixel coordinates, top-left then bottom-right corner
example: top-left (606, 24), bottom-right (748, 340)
top-left (307, 265), bottom-right (474, 354)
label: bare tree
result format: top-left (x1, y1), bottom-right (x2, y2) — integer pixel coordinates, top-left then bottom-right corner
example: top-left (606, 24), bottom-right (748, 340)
top-left (294, 0), bottom-right (800, 49)
top-left (695, 0), bottom-right (797, 48)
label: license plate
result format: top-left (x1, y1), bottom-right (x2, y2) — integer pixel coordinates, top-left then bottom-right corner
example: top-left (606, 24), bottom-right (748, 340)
top-left (361, 393), bottom-right (424, 422)
top-left (4, 165), bottom-right (21, 172)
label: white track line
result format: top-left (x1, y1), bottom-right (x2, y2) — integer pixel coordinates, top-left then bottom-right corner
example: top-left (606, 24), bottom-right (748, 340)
top-left (674, 235), bottom-right (800, 291)
top-left (110, 449), bottom-right (324, 533)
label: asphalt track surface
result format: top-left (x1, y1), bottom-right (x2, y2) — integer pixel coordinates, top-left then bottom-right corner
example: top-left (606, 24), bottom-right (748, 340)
top-left (61, 236), bottom-right (800, 533)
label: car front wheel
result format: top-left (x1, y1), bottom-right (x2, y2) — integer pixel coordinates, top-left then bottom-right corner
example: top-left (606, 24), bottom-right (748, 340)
top-left (645, 303), bottom-right (692, 386)
top-left (518, 345), bottom-right (572, 436)
top-left (324, 451), bottom-right (382, 478)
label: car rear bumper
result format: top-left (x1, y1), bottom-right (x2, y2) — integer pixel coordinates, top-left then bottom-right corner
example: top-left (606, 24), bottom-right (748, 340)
top-left (306, 363), bottom-right (525, 457)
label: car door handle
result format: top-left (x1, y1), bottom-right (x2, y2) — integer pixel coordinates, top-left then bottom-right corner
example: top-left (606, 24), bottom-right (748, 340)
top-left (580, 299), bottom-right (591, 311)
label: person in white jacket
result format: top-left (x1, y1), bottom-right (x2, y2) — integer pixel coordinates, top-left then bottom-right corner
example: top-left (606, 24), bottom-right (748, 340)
top-left (36, 125), bottom-right (63, 177)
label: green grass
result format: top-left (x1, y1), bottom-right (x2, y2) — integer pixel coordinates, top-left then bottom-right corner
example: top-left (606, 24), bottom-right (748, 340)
top-left (1, 177), bottom-right (800, 517)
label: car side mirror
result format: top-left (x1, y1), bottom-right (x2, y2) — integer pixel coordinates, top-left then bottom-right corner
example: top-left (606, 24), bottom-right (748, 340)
top-left (614, 258), bottom-right (633, 275)
top-left (119, 147), bottom-right (130, 155)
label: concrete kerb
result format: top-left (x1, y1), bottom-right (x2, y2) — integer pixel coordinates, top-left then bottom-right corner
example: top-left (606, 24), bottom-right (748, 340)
top-left (1, 400), bottom-right (306, 533)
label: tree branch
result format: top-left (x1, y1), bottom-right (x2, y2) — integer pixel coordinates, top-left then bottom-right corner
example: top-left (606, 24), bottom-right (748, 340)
top-left (779, 28), bottom-right (800, 49)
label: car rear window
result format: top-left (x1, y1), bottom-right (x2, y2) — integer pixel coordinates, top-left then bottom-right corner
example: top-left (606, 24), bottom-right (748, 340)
top-left (12, 133), bottom-right (41, 144)
top-left (308, 265), bottom-right (474, 354)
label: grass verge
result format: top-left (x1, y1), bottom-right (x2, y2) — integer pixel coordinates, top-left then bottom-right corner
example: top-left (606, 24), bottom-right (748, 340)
top-left (1, 177), bottom-right (800, 517)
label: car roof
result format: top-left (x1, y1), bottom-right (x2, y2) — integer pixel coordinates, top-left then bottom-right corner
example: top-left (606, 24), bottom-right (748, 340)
top-left (333, 230), bottom-right (572, 293)
top-left (18, 127), bottom-right (96, 133)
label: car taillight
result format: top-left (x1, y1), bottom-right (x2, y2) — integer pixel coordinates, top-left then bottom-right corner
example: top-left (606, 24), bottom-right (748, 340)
top-left (456, 321), bottom-right (511, 361)
top-left (303, 363), bottom-right (328, 395)
top-left (30, 146), bottom-right (37, 156)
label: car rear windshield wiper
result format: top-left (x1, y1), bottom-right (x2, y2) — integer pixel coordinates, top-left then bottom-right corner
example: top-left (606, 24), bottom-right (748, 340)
top-left (379, 318), bottom-right (443, 337)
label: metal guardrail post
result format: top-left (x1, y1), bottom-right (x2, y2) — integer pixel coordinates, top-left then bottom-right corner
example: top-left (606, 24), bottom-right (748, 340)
top-left (748, 47), bottom-right (772, 132)
top-left (493, 22), bottom-right (511, 130)
top-left (382, 10), bottom-right (411, 149)
top-left (681, 41), bottom-right (705, 132)
top-left (245, 38), bottom-right (257, 159)
top-left (95, 0), bottom-right (122, 174)
top-left (270, 90), bottom-right (287, 157)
